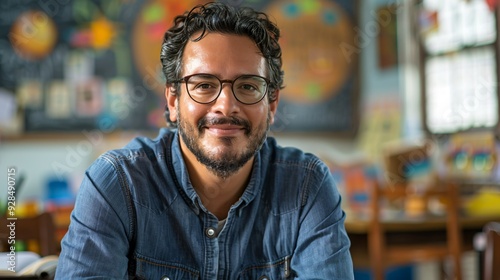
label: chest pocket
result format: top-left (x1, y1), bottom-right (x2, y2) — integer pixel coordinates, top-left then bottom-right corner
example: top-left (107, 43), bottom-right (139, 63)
top-left (237, 256), bottom-right (293, 280)
top-left (135, 257), bottom-right (200, 280)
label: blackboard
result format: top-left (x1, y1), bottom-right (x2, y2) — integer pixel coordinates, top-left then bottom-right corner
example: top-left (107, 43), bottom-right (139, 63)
top-left (0, 0), bottom-right (359, 135)
top-left (0, 0), bottom-right (162, 132)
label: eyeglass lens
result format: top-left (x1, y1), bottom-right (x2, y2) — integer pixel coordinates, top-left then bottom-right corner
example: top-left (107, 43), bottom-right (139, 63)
top-left (185, 74), bottom-right (268, 104)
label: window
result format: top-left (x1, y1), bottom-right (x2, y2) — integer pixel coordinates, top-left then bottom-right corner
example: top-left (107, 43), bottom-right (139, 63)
top-left (417, 0), bottom-right (499, 134)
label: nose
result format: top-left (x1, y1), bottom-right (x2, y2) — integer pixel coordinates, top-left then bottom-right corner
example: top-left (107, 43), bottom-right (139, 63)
top-left (211, 83), bottom-right (240, 116)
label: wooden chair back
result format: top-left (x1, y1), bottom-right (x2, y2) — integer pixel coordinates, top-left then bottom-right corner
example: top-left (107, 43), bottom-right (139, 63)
top-left (484, 221), bottom-right (500, 280)
top-left (369, 181), bottom-right (462, 280)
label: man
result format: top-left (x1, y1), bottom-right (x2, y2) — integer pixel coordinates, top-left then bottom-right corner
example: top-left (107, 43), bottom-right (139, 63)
top-left (56, 2), bottom-right (354, 279)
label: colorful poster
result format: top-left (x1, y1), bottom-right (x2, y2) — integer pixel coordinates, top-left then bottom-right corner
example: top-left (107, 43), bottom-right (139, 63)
top-left (257, 0), bottom-right (359, 134)
top-left (0, 0), bottom-right (359, 134)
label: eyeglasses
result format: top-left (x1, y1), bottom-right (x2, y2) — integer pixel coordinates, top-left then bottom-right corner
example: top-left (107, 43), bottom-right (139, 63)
top-left (175, 73), bottom-right (271, 105)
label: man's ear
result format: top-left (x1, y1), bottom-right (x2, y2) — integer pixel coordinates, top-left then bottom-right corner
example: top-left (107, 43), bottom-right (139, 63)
top-left (165, 84), bottom-right (178, 123)
top-left (268, 89), bottom-right (280, 125)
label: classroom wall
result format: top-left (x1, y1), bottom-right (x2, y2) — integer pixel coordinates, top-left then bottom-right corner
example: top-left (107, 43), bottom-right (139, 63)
top-left (0, 0), bottom-right (407, 206)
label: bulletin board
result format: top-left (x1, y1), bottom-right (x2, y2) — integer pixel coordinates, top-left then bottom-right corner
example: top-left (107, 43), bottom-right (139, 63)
top-left (0, 0), bottom-right (359, 135)
top-left (0, 0), bottom-right (196, 132)
top-left (243, 0), bottom-right (359, 135)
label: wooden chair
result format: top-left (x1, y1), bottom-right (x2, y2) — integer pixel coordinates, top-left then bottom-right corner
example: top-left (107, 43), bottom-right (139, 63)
top-left (483, 221), bottom-right (500, 280)
top-left (1, 212), bottom-right (58, 256)
top-left (369, 181), bottom-right (462, 280)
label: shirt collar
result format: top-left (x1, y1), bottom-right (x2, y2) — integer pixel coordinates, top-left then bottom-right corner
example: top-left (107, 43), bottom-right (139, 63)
top-left (169, 130), bottom-right (264, 214)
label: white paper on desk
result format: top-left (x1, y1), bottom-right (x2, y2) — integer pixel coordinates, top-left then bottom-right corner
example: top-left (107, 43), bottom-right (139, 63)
top-left (0, 251), bottom-right (40, 272)
top-left (0, 88), bottom-right (16, 125)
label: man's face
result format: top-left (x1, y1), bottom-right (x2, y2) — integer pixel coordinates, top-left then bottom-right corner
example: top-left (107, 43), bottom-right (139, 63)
top-left (166, 33), bottom-right (279, 178)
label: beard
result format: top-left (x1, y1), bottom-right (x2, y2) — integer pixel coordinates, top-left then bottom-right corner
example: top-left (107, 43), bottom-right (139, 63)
top-left (177, 109), bottom-right (270, 179)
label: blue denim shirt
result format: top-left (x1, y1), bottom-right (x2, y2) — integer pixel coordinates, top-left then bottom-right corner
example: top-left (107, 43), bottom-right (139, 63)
top-left (56, 128), bottom-right (354, 279)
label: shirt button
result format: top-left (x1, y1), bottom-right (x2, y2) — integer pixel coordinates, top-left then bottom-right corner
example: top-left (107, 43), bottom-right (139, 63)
top-left (161, 277), bottom-right (170, 280)
top-left (205, 227), bottom-right (216, 238)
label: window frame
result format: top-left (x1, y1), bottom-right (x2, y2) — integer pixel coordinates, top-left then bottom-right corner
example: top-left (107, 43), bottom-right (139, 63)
top-left (416, 0), bottom-right (500, 137)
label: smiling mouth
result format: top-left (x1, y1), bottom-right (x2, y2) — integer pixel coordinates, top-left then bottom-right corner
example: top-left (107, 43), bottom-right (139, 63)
top-left (207, 124), bottom-right (244, 130)
top-left (205, 126), bottom-right (245, 138)
top-left (199, 116), bottom-right (251, 135)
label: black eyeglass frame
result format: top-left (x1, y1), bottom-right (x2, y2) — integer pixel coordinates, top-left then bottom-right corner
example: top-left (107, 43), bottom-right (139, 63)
top-left (174, 73), bottom-right (273, 105)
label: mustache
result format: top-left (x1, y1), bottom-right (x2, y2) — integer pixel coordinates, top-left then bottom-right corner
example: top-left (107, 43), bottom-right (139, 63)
top-left (198, 116), bottom-right (251, 133)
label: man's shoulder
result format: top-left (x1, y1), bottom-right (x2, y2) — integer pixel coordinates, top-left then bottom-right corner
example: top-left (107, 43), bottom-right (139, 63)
top-left (258, 137), bottom-right (335, 209)
top-left (103, 128), bottom-right (175, 159)
top-left (263, 137), bottom-right (323, 168)
top-left (122, 128), bottom-right (174, 150)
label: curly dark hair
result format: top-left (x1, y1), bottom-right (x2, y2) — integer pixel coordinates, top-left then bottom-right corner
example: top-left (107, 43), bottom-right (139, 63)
top-left (160, 2), bottom-right (284, 127)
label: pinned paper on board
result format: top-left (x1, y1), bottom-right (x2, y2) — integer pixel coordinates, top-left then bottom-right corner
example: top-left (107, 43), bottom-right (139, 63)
top-left (17, 80), bottom-right (43, 109)
top-left (45, 81), bottom-right (71, 119)
top-left (75, 79), bottom-right (103, 117)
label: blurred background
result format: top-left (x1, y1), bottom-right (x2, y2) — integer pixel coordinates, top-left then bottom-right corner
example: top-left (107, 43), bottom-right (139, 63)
top-left (0, 0), bottom-right (499, 279)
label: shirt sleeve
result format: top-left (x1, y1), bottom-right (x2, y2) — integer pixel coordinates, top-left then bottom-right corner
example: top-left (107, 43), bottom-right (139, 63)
top-left (55, 155), bottom-right (133, 279)
top-left (291, 160), bottom-right (354, 279)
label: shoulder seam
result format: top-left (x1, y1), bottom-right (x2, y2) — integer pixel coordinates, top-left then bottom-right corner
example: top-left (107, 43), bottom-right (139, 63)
top-left (99, 154), bottom-right (137, 244)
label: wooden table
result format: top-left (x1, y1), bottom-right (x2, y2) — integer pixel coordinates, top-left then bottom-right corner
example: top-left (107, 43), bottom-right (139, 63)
top-left (345, 214), bottom-right (500, 269)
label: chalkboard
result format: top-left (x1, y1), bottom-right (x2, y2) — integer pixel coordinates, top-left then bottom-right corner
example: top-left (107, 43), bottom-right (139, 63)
top-left (0, 0), bottom-right (359, 135)
top-left (0, 0), bottom-right (163, 132)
